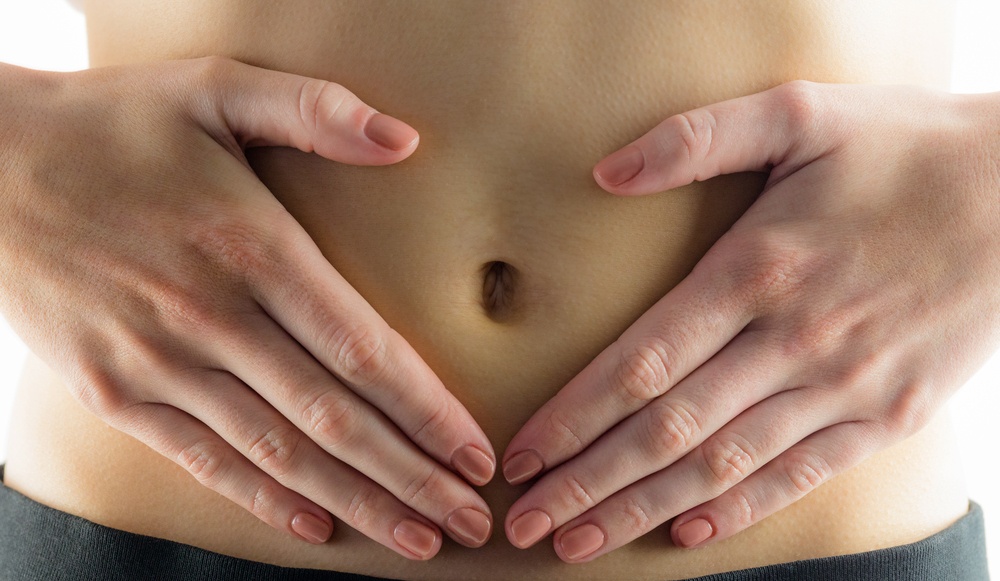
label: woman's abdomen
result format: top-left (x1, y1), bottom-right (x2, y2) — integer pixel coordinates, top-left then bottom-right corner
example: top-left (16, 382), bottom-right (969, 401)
top-left (3, 1), bottom-right (969, 579)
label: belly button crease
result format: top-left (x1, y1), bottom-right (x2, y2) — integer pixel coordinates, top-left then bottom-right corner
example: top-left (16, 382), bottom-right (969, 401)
top-left (482, 260), bottom-right (517, 320)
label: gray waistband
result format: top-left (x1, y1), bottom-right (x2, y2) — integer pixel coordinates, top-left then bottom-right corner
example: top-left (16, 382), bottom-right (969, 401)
top-left (0, 464), bottom-right (989, 580)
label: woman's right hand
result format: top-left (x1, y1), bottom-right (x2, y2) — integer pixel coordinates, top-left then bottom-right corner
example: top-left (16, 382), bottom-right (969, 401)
top-left (0, 56), bottom-right (494, 560)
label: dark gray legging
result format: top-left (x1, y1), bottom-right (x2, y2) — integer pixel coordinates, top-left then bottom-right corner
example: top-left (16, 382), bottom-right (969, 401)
top-left (0, 465), bottom-right (989, 580)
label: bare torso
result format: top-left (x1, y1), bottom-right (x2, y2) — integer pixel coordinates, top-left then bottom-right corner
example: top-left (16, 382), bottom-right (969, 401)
top-left (2, 1), bottom-right (969, 579)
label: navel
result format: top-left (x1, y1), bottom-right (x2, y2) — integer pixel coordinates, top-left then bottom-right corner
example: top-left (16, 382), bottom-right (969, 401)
top-left (481, 260), bottom-right (518, 321)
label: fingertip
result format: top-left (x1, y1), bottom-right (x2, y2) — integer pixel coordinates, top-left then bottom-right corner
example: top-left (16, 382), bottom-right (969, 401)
top-left (363, 112), bottom-right (419, 152)
top-left (290, 511), bottom-right (334, 544)
top-left (393, 519), bottom-right (442, 560)
top-left (502, 449), bottom-right (544, 485)
top-left (451, 444), bottom-right (496, 486)
top-left (672, 516), bottom-right (715, 549)
top-left (592, 144), bottom-right (645, 191)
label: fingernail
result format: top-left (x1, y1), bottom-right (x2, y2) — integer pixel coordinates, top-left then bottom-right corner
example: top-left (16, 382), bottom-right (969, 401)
top-left (559, 523), bottom-right (605, 561)
top-left (393, 519), bottom-right (438, 559)
top-left (594, 145), bottom-right (645, 186)
top-left (446, 507), bottom-right (493, 547)
top-left (510, 509), bottom-right (552, 548)
top-left (503, 450), bottom-right (544, 485)
top-left (364, 113), bottom-right (419, 151)
top-left (676, 518), bottom-right (714, 548)
top-left (452, 445), bottom-right (495, 486)
top-left (290, 512), bottom-right (332, 544)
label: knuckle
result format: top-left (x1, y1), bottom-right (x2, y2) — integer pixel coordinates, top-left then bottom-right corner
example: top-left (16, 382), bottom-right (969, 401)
top-left (189, 217), bottom-right (280, 279)
top-left (297, 78), bottom-right (352, 136)
top-left (301, 390), bottom-right (359, 450)
top-left (411, 401), bottom-right (452, 444)
top-left (248, 425), bottom-right (303, 479)
top-left (344, 486), bottom-right (379, 531)
top-left (546, 409), bottom-right (585, 451)
top-left (248, 480), bottom-right (281, 520)
top-left (68, 365), bottom-right (133, 420)
top-left (643, 399), bottom-right (702, 461)
top-left (329, 325), bottom-right (390, 388)
top-left (144, 275), bottom-right (227, 336)
top-left (670, 109), bottom-right (718, 170)
top-left (619, 497), bottom-right (655, 533)
top-left (738, 235), bottom-right (801, 310)
top-left (818, 348), bottom-right (882, 391)
top-left (782, 449), bottom-right (832, 495)
top-left (562, 473), bottom-right (598, 511)
top-left (614, 342), bottom-right (674, 404)
top-left (400, 465), bottom-right (444, 507)
top-left (177, 439), bottom-right (229, 487)
top-left (776, 80), bottom-right (822, 134)
top-left (727, 488), bottom-right (760, 528)
top-left (883, 379), bottom-right (936, 438)
top-left (189, 55), bottom-right (238, 89)
top-left (701, 435), bottom-right (758, 491)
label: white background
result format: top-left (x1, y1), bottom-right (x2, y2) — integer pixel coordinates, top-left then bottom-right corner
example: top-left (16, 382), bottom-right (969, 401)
top-left (0, 0), bottom-right (998, 576)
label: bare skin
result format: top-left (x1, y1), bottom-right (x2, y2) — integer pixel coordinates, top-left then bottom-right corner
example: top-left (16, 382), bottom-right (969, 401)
top-left (1, 1), bottom-right (981, 580)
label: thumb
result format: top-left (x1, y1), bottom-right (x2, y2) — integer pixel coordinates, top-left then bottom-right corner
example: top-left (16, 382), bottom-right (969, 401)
top-left (592, 80), bottom-right (838, 195)
top-left (192, 56), bottom-right (418, 166)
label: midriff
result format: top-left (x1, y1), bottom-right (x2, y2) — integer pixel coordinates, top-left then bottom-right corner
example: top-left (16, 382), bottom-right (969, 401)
top-left (3, 1), bottom-right (969, 580)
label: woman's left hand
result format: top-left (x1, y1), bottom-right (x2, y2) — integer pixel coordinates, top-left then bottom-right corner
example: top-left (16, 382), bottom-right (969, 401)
top-left (500, 81), bottom-right (1000, 562)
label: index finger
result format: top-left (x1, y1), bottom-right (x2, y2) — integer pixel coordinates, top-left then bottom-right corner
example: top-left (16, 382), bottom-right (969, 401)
top-left (244, 214), bottom-right (495, 486)
top-left (593, 80), bottom-right (841, 196)
top-left (502, 248), bottom-right (751, 484)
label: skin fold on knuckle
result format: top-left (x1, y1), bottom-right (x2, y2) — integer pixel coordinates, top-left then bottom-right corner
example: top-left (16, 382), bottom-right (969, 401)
top-left (644, 399), bottom-right (702, 462)
top-left (344, 486), bottom-right (380, 532)
top-left (561, 473), bottom-right (599, 513)
top-left (411, 400), bottom-right (453, 445)
top-left (248, 480), bottom-right (283, 522)
top-left (619, 496), bottom-right (655, 535)
top-left (296, 78), bottom-right (352, 149)
top-left (700, 435), bottom-right (758, 493)
top-left (670, 109), bottom-right (718, 178)
top-left (545, 407), bottom-right (586, 454)
top-left (727, 487), bottom-right (761, 530)
top-left (177, 439), bottom-right (229, 487)
top-left (400, 464), bottom-right (444, 507)
top-left (782, 449), bottom-right (832, 496)
top-left (327, 324), bottom-right (391, 389)
top-left (614, 341), bottom-right (674, 404)
top-left (299, 389), bottom-right (359, 450)
top-left (248, 425), bottom-right (303, 479)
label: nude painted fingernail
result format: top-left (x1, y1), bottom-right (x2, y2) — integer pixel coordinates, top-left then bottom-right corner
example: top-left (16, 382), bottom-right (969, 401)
top-left (510, 509), bottom-right (552, 548)
top-left (290, 512), bottom-right (332, 544)
top-left (364, 113), bottom-right (419, 151)
top-left (594, 144), bottom-right (644, 186)
top-left (676, 518), bottom-right (714, 548)
top-left (559, 523), bottom-right (605, 561)
top-left (503, 450), bottom-right (544, 485)
top-left (446, 507), bottom-right (493, 547)
top-left (452, 445), bottom-right (495, 486)
top-left (393, 519), bottom-right (438, 559)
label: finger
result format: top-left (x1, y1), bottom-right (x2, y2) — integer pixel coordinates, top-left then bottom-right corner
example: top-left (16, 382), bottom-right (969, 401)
top-left (190, 56), bottom-right (419, 164)
top-left (114, 401), bottom-right (335, 546)
top-left (198, 317), bottom-right (493, 548)
top-left (243, 211), bottom-right (495, 487)
top-left (550, 388), bottom-right (841, 563)
top-left (502, 255), bottom-right (751, 485)
top-left (669, 421), bottom-right (879, 550)
top-left (592, 80), bottom-right (842, 195)
top-left (504, 333), bottom-right (783, 547)
top-left (144, 370), bottom-right (445, 559)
